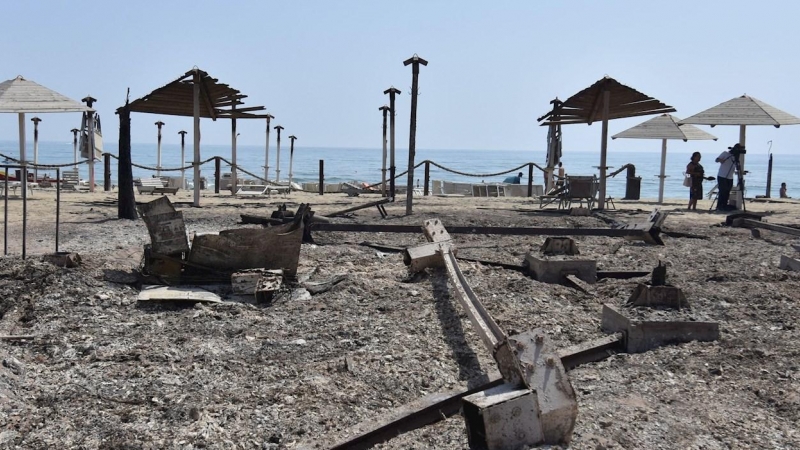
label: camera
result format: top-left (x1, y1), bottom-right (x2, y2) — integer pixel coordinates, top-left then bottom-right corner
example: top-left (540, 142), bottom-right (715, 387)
top-left (729, 144), bottom-right (746, 157)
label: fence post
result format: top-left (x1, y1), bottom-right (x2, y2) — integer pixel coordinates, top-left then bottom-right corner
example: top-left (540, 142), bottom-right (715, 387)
top-left (319, 160), bottom-right (324, 195)
top-left (214, 157), bottom-right (221, 194)
top-left (423, 161), bottom-right (430, 196)
top-left (527, 163), bottom-right (534, 197)
top-left (104, 153), bottom-right (111, 191)
top-left (56, 168), bottom-right (60, 253)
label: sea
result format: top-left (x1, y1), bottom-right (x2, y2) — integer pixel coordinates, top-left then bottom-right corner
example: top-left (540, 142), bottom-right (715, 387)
top-left (1, 140), bottom-right (797, 200)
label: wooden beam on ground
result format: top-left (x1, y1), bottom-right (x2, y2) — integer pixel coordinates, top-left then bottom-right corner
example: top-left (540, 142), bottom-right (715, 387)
top-left (558, 333), bottom-right (624, 371)
top-left (733, 218), bottom-right (800, 237)
top-left (326, 197), bottom-right (392, 218)
top-left (310, 223), bottom-right (662, 241)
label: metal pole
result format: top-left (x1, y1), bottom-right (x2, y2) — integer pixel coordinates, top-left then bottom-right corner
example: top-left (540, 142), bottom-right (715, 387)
top-left (403, 54), bottom-right (428, 215)
top-left (179, 130), bottom-right (187, 190)
top-left (264, 115), bottom-right (273, 181)
top-left (193, 71), bottom-right (201, 207)
top-left (31, 117), bottom-right (41, 183)
top-left (739, 125), bottom-right (747, 174)
top-left (527, 163), bottom-right (534, 197)
top-left (104, 153), bottom-right (111, 191)
top-left (56, 168), bottom-right (60, 252)
top-left (231, 101), bottom-right (237, 192)
top-left (385, 87), bottom-right (401, 200)
top-left (658, 139), bottom-right (667, 204)
top-left (288, 135), bottom-right (297, 189)
top-left (380, 105), bottom-right (389, 196)
top-left (155, 120), bottom-right (165, 178)
top-left (71, 128), bottom-right (79, 167)
top-left (423, 161), bottom-right (430, 196)
top-left (3, 168), bottom-right (7, 255)
top-left (22, 167), bottom-right (27, 259)
top-left (598, 90), bottom-right (610, 210)
top-left (319, 160), bottom-right (324, 195)
top-left (274, 125), bottom-right (284, 182)
top-left (214, 157), bottom-right (221, 194)
top-left (766, 153), bottom-right (773, 198)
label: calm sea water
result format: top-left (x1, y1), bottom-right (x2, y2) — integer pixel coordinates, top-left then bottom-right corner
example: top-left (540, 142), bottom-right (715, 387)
top-left (1, 140), bottom-right (797, 199)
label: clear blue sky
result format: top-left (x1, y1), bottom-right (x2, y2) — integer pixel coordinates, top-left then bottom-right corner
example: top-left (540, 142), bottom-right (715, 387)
top-left (1, 0), bottom-right (799, 157)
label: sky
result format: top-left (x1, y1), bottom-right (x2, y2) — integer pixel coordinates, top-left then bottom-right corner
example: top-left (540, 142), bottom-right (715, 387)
top-left (1, 1), bottom-right (800, 158)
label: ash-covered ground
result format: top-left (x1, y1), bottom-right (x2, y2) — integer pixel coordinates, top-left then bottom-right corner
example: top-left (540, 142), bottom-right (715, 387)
top-left (0, 192), bottom-right (798, 449)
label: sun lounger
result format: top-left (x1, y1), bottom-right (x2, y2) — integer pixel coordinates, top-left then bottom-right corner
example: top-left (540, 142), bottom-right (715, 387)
top-left (138, 178), bottom-right (178, 195)
top-left (236, 185), bottom-right (269, 196)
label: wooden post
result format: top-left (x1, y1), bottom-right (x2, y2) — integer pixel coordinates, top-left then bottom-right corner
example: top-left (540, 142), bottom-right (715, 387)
top-left (264, 114), bottom-right (274, 181)
top-left (31, 117), bottom-right (41, 183)
top-left (56, 168), bottom-right (60, 252)
top-left (116, 97), bottom-right (137, 220)
top-left (403, 54), bottom-right (428, 215)
top-left (657, 139), bottom-right (668, 204)
top-left (192, 70), bottom-right (201, 207)
top-left (379, 105), bottom-right (389, 196)
top-left (230, 100), bottom-right (237, 192)
top-left (155, 120), bottom-right (165, 177)
top-left (274, 125), bottom-right (284, 182)
top-left (319, 160), bottom-right (324, 195)
top-left (766, 153), bottom-right (773, 198)
top-left (527, 163), bottom-right (534, 197)
top-left (214, 156), bottom-right (221, 194)
top-left (70, 128), bottom-right (79, 168)
top-left (83, 96), bottom-right (97, 193)
top-left (423, 160), bottom-right (430, 196)
top-left (288, 135), bottom-right (297, 189)
top-left (738, 125), bottom-right (747, 175)
top-left (179, 130), bottom-right (187, 189)
top-left (384, 86), bottom-right (401, 200)
top-left (104, 153), bottom-right (111, 191)
top-left (598, 90), bottom-right (610, 210)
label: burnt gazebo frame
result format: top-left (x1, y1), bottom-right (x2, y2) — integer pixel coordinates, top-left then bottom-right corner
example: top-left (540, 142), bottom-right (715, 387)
top-left (538, 76), bottom-right (675, 209)
top-left (117, 68), bottom-right (272, 218)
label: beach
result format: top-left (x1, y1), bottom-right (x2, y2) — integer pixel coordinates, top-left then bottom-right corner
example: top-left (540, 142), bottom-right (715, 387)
top-left (1, 188), bottom-right (799, 448)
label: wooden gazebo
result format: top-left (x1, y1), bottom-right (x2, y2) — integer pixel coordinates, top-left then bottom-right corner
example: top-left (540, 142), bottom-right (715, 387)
top-left (538, 76), bottom-right (675, 209)
top-left (118, 68), bottom-right (271, 218)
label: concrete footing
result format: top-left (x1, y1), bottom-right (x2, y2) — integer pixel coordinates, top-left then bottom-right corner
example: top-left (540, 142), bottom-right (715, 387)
top-left (523, 253), bottom-right (596, 285)
top-left (463, 329), bottom-right (577, 449)
top-left (601, 304), bottom-right (719, 353)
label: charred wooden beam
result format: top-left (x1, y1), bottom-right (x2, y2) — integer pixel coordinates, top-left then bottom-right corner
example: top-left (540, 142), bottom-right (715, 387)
top-left (309, 223), bottom-right (661, 241)
top-left (732, 218), bottom-right (800, 237)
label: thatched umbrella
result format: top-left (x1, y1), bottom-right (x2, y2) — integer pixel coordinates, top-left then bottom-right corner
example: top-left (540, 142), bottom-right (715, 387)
top-left (538, 76), bottom-right (675, 209)
top-left (613, 114), bottom-right (717, 203)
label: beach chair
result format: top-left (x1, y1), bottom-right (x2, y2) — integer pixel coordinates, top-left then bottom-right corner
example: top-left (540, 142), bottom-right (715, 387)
top-left (563, 175), bottom-right (598, 209)
top-left (538, 184), bottom-right (568, 209)
top-left (61, 169), bottom-right (84, 191)
top-left (236, 185), bottom-right (269, 196)
top-left (137, 178), bottom-right (177, 195)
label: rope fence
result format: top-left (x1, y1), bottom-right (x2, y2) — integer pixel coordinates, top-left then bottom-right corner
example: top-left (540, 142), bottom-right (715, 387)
top-left (2, 151), bottom-right (633, 197)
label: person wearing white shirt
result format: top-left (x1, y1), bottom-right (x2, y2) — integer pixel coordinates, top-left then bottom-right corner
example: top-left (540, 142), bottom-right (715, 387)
top-left (715, 144), bottom-right (738, 211)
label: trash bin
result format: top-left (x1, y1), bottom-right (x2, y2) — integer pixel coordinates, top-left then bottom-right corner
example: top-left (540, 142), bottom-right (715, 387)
top-left (623, 165), bottom-right (641, 200)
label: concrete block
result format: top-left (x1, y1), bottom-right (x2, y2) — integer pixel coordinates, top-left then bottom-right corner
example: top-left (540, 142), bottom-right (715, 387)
top-left (779, 255), bottom-right (800, 272)
top-left (523, 253), bottom-right (596, 284)
top-left (602, 304), bottom-right (719, 353)
top-left (403, 242), bottom-right (455, 273)
top-left (463, 383), bottom-right (544, 450)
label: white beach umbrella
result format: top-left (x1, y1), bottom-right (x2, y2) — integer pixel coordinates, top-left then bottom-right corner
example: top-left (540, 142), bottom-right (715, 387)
top-left (678, 95), bottom-right (800, 173)
top-left (613, 114), bottom-right (717, 203)
top-left (0, 76), bottom-right (90, 193)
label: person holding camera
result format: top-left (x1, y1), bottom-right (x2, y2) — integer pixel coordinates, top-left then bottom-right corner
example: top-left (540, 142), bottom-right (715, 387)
top-left (715, 144), bottom-right (740, 211)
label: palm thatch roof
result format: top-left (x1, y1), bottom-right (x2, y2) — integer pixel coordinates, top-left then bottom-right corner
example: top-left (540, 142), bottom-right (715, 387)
top-left (538, 76), bottom-right (675, 126)
top-left (0, 75), bottom-right (89, 113)
top-left (127, 68), bottom-right (268, 120)
top-left (678, 95), bottom-right (800, 127)
top-left (613, 114), bottom-right (717, 141)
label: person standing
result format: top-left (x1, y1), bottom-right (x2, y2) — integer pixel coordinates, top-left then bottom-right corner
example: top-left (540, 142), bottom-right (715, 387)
top-left (715, 145), bottom-right (736, 211)
top-left (686, 152), bottom-right (712, 210)
top-left (503, 172), bottom-right (523, 184)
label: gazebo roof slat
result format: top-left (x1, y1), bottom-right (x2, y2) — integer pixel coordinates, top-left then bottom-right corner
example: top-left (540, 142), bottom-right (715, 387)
top-left (679, 95), bottom-right (800, 127)
top-left (127, 68), bottom-right (265, 120)
top-left (539, 76), bottom-right (675, 125)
